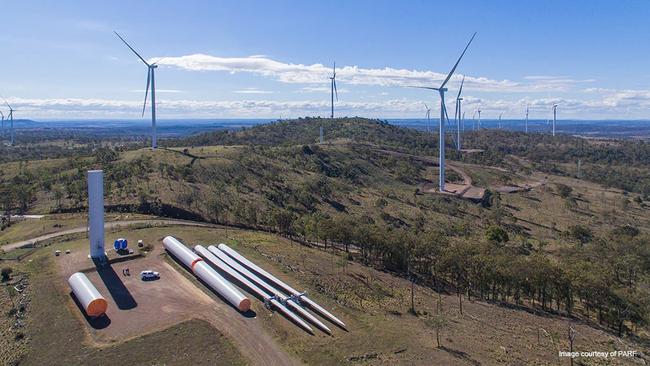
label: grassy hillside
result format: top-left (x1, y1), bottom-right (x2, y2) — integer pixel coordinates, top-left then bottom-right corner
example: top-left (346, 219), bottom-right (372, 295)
top-left (2, 225), bottom-right (644, 365)
top-left (1, 117), bottom-right (649, 346)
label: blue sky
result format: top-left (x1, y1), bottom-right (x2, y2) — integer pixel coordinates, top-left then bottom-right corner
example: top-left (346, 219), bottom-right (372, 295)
top-left (2, 0), bottom-right (650, 119)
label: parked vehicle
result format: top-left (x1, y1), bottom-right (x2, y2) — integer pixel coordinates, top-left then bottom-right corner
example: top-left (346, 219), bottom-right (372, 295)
top-left (140, 270), bottom-right (160, 280)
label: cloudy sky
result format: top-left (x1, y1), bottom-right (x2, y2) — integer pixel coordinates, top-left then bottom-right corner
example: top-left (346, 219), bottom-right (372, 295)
top-left (2, 0), bottom-right (650, 120)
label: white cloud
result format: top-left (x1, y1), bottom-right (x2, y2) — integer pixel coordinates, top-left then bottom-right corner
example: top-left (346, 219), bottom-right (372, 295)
top-left (300, 86), bottom-right (349, 94)
top-left (153, 54), bottom-right (526, 92)
top-left (233, 88), bottom-right (274, 94)
top-left (7, 91), bottom-right (650, 119)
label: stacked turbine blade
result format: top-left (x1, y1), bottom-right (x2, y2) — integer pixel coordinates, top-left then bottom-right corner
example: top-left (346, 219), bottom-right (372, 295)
top-left (217, 243), bottom-right (347, 330)
top-left (163, 236), bottom-right (251, 312)
top-left (194, 245), bottom-right (315, 334)
top-left (206, 245), bottom-right (332, 334)
top-left (164, 235), bottom-right (346, 334)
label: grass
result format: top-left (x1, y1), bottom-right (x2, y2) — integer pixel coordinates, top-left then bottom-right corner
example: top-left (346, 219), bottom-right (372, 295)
top-left (1, 224), bottom-right (644, 365)
top-left (0, 247), bottom-right (37, 260)
top-left (0, 213), bottom-right (157, 246)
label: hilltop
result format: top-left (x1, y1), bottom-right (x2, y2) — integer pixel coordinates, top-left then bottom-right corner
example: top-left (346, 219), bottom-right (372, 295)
top-left (0, 117), bottom-right (649, 364)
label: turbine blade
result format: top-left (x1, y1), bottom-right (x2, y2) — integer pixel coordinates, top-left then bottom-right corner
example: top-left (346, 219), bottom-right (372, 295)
top-left (456, 76), bottom-right (465, 99)
top-left (443, 103), bottom-right (450, 125)
top-left (440, 32), bottom-right (477, 88)
top-left (142, 68), bottom-right (151, 117)
top-left (406, 86), bottom-right (439, 91)
top-left (334, 80), bottom-right (338, 101)
top-left (114, 31), bottom-right (150, 66)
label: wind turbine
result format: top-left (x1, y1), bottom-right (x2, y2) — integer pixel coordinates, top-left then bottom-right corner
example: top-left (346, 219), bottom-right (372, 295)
top-left (552, 103), bottom-right (558, 136)
top-left (409, 32), bottom-right (477, 193)
top-left (114, 31), bottom-right (162, 149)
top-left (330, 62), bottom-right (338, 119)
top-left (4, 101), bottom-right (14, 146)
top-left (472, 110), bottom-right (477, 130)
top-left (525, 104), bottom-right (529, 133)
top-left (454, 76), bottom-right (465, 151)
top-left (424, 103), bottom-right (432, 133)
top-left (478, 107), bottom-right (482, 129)
top-left (498, 113), bottom-right (503, 129)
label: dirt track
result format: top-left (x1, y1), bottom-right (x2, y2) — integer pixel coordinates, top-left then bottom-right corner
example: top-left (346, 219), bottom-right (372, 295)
top-left (1, 219), bottom-right (213, 252)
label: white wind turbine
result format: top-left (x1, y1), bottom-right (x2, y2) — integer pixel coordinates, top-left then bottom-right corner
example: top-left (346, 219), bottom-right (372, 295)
top-left (114, 31), bottom-right (163, 149)
top-left (330, 62), bottom-right (338, 119)
top-left (472, 110), bottom-right (477, 130)
top-left (4, 101), bottom-right (14, 146)
top-left (409, 32), bottom-right (477, 192)
top-left (525, 103), bottom-right (529, 133)
top-left (454, 76), bottom-right (465, 151)
top-left (552, 103), bottom-right (558, 136)
top-left (424, 103), bottom-right (432, 133)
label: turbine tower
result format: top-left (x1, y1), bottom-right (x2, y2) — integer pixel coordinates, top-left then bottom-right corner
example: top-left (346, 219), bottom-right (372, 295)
top-left (4, 101), bottom-right (14, 146)
top-left (462, 111), bottom-right (466, 132)
top-left (114, 31), bottom-right (161, 149)
top-left (454, 76), bottom-right (465, 151)
top-left (525, 104), bottom-right (529, 133)
top-left (409, 32), bottom-right (476, 192)
top-left (424, 103), bottom-right (431, 133)
top-left (498, 113), bottom-right (503, 129)
top-left (472, 110), bottom-right (477, 130)
top-left (0, 111), bottom-right (4, 141)
top-left (478, 108), bottom-right (482, 129)
top-left (330, 62), bottom-right (338, 118)
top-left (552, 104), bottom-right (558, 136)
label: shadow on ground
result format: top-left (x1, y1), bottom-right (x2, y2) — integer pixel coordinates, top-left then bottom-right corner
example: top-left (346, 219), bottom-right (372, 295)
top-left (93, 257), bottom-right (138, 310)
top-left (70, 292), bottom-right (112, 329)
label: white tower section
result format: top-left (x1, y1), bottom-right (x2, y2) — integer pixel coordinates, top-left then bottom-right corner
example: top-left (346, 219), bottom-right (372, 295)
top-left (88, 170), bottom-right (105, 258)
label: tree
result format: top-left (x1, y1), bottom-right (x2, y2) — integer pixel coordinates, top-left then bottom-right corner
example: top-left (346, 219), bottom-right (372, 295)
top-left (486, 225), bottom-right (509, 244)
top-left (425, 298), bottom-right (449, 348)
top-left (53, 185), bottom-right (64, 210)
top-left (272, 209), bottom-right (294, 235)
top-left (1, 267), bottom-right (13, 281)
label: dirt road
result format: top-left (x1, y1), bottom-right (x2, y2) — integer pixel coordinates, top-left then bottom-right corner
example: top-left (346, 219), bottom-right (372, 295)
top-left (1, 219), bottom-right (213, 252)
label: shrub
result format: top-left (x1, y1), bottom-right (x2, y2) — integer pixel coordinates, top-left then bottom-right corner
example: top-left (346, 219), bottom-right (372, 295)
top-left (555, 183), bottom-right (573, 198)
top-left (486, 225), bottom-right (509, 243)
top-left (1, 267), bottom-right (13, 281)
top-left (566, 225), bottom-right (593, 244)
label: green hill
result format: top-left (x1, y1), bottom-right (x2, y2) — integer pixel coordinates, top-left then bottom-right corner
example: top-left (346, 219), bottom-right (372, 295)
top-left (1, 117), bottom-right (649, 342)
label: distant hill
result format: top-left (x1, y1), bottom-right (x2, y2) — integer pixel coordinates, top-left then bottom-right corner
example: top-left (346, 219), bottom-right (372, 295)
top-left (176, 117), bottom-right (444, 154)
top-left (2, 119), bottom-right (39, 127)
